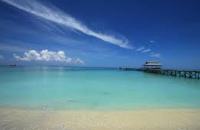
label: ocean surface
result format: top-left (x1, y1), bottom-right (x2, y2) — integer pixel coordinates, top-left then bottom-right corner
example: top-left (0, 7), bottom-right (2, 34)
top-left (0, 66), bottom-right (200, 110)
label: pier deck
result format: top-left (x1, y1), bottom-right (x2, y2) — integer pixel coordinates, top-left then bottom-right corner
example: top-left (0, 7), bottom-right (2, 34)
top-left (159, 69), bottom-right (200, 79)
top-left (119, 67), bottom-right (200, 79)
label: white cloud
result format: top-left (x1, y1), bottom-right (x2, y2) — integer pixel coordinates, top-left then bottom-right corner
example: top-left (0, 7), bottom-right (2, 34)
top-left (136, 46), bottom-right (145, 52)
top-left (1, 0), bottom-right (132, 49)
top-left (142, 48), bottom-right (151, 53)
top-left (149, 40), bottom-right (155, 43)
top-left (136, 44), bottom-right (160, 58)
top-left (73, 58), bottom-right (84, 64)
top-left (13, 49), bottom-right (84, 64)
top-left (150, 52), bottom-right (160, 58)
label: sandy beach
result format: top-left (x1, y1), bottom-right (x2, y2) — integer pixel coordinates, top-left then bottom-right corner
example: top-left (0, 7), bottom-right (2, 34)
top-left (0, 108), bottom-right (200, 130)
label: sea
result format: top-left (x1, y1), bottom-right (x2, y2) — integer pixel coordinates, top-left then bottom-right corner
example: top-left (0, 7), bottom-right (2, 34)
top-left (0, 66), bottom-right (200, 110)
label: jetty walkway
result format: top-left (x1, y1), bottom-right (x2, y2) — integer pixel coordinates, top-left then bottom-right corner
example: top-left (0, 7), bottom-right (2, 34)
top-left (119, 67), bottom-right (200, 79)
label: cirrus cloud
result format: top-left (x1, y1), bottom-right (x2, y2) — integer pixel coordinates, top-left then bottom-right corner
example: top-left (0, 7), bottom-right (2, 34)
top-left (142, 48), bottom-right (151, 53)
top-left (136, 46), bottom-right (145, 52)
top-left (1, 0), bottom-right (132, 49)
top-left (13, 49), bottom-right (84, 64)
top-left (150, 52), bottom-right (161, 58)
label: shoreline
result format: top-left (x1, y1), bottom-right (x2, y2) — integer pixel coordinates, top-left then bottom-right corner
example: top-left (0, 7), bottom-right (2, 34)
top-left (0, 107), bottom-right (200, 130)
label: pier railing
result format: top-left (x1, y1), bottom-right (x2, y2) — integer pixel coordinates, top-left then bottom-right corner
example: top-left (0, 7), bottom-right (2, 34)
top-left (159, 69), bottom-right (200, 79)
top-left (119, 67), bottom-right (200, 79)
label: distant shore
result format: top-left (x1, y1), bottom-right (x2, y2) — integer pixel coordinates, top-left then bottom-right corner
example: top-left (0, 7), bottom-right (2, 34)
top-left (0, 108), bottom-right (200, 130)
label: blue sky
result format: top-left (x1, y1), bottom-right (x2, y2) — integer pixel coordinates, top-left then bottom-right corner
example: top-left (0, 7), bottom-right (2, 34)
top-left (0, 0), bottom-right (200, 69)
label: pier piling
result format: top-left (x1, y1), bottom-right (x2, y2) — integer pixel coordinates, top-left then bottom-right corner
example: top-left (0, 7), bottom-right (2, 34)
top-left (145, 69), bottom-right (200, 79)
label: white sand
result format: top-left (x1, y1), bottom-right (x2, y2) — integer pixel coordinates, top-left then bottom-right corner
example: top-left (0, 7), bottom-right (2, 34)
top-left (0, 108), bottom-right (200, 130)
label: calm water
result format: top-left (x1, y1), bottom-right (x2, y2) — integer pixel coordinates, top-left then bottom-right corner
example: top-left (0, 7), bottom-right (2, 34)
top-left (0, 66), bottom-right (200, 110)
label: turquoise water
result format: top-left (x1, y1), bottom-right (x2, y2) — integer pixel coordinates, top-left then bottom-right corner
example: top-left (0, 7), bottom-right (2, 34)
top-left (0, 66), bottom-right (200, 110)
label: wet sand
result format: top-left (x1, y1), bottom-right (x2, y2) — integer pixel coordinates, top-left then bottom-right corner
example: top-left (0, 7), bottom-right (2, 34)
top-left (0, 108), bottom-right (200, 130)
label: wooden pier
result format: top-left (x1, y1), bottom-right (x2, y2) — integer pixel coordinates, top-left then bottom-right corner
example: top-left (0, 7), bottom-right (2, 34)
top-left (160, 69), bottom-right (200, 79)
top-left (142, 61), bottom-right (200, 79)
top-left (119, 61), bottom-right (200, 79)
top-left (119, 67), bottom-right (200, 79)
top-left (143, 69), bottom-right (200, 79)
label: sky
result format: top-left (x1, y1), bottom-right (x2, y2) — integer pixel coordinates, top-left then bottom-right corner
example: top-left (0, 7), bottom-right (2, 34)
top-left (0, 0), bottom-right (200, 69)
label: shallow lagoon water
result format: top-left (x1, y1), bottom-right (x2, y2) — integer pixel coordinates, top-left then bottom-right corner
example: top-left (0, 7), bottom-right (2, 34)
top-left (0, 66), bottom-right (200, 110)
